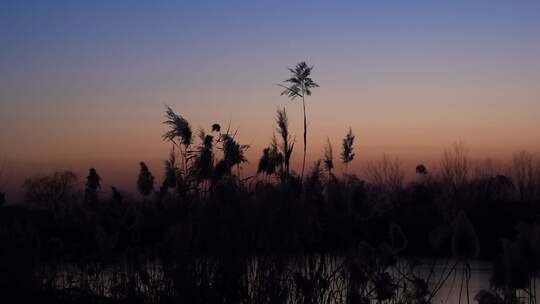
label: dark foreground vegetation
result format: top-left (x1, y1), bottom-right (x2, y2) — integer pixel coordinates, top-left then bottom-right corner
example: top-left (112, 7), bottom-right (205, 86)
top-left (1, 64), bottom-right (540, 303)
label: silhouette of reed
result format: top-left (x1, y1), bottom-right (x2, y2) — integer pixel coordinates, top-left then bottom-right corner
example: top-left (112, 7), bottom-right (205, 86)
top-left (1, 106), bottom-right (540, 304)
top-left (340, 128), bottom-right (355, 178)
top-left (280, 61), bottom-right (319, 183)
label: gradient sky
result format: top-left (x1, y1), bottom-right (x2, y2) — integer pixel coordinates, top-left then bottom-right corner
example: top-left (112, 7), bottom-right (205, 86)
top-left (1, 1), bottom-right (540, 196)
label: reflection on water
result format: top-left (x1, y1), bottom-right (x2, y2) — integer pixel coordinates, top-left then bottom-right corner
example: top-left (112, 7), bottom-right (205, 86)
top-left (419, 259), bottom-right (491, 304)
top-left (41, 257), bottom-right (536, 303)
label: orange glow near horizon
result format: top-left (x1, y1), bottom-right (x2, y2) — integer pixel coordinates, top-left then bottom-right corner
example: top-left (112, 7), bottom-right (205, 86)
top-left (1, 1), bottom-right (540, 198)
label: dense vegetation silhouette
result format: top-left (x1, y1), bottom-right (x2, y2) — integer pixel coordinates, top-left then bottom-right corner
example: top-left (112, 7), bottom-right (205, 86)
top-left (1, 63), bottom-right (540, 304)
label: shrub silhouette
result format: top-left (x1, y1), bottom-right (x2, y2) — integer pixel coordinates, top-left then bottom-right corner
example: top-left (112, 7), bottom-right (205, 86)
top-left (137, 161), bottom-right (155, 197)
top-left (416, 164), bottom-right (428, 175)
top-left (111, 186), bottom-right (123, 203)
top-left (84, 167), bottom-right (101, 203)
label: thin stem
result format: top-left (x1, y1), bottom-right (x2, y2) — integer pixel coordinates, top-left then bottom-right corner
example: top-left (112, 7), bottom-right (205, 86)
top-left (466, 262), bottom-right (470, 304)
top-left (301, 94), bottom-right (307, 183)
top-left (458, 264), bottom-right (464, 304)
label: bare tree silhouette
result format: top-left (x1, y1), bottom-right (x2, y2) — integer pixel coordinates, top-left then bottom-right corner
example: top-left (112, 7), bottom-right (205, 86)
top-left (441, 142), bottom-right (470, 192)
top-left (510, 151), bottom-right (535, 201)
top-left (366, 155), bottom-right (404, 192)
top-left (280, 61), bottom-right (319, 183)
top-left (23, 171), bottom-right (77, 211)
